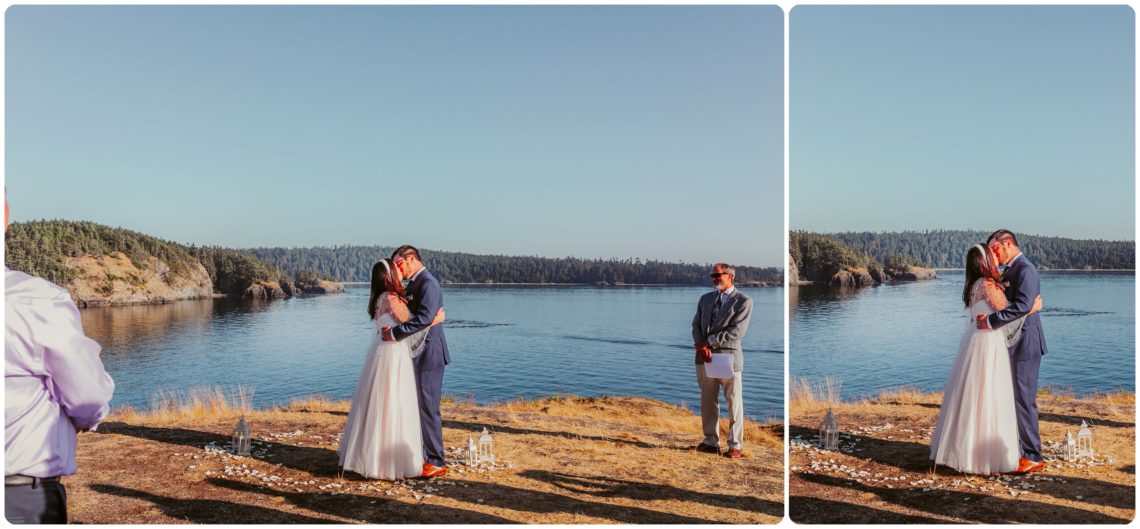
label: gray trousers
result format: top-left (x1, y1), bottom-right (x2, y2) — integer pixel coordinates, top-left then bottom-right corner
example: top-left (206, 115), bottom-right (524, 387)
top-left (696, 364), bottom-right (744, 450)
top-left (5, 480), bottom-right (67, 524)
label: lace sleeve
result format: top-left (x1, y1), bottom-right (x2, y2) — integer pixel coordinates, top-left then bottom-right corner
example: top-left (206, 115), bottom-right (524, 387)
top-left (386, 293), bottom-right (411, 323)
top-left (982, 279), bottom-right (1008, 311)
top-left (968, 279), bottom-right (984, 305)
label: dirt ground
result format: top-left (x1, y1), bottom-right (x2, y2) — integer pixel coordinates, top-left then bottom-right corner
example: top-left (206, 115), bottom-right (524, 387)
top-left (67, 396), bottom-right (783, 524)
top-left (789, 391), bottom-right (1135, 523)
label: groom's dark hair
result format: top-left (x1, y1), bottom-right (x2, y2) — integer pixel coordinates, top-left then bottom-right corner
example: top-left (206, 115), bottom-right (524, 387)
top-left (391, 245), bottom-right (420, 261)
top-left (987, 229), bottom-right (1018, 247)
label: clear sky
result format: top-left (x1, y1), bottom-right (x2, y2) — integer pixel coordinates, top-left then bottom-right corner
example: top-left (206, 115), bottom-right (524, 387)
top-left (5, 6), bottom-right (784, 267)
top-left (791, 6), bottom-right (1134, 241)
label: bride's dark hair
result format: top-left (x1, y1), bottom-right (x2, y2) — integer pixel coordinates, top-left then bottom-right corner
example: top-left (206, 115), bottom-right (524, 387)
top-left (367, 258), bottom-right (405, 320)
top-left (962, 245), bottom-right (1003, 308)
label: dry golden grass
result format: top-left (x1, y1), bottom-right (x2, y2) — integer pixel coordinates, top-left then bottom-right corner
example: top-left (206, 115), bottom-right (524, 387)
top-left (129, 385), bottom-right (255, 426)
top-left (70, 393), bottom-right (782, 524)
top-left (790, 376), bottom-right (843, 412)
top-left (789, 387), bottom-right (1135, 524)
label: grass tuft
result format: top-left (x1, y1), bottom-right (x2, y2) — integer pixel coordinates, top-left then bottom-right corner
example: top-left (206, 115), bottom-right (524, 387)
top-left (119, 385), bottom-right (254, 423)
top-left (790, 376), bottom-right (843, 413)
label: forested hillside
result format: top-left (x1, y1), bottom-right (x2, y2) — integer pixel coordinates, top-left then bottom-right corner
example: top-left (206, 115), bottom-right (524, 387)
top-left (244, 246), bottom-right (783, 285)
top-left (825, 230), bottom-right (1133, 269)
top-left (6, 220), bottom-right (295, 299)
top-left (6, 220), bottom-right (200, 284)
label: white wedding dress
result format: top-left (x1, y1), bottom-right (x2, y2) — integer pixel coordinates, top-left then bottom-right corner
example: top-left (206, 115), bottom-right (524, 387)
top-left (338, 298), bottom-right (423, 479)
top-left (929, 278), bottom-right (1020, 474)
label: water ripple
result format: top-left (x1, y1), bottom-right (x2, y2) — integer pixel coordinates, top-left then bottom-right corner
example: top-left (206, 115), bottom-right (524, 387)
top-left (86, 286), bottom-right (785, 419)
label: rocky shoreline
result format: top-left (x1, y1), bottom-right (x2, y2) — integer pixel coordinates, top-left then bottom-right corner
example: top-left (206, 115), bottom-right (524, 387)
top-left (791, 264), bottom-right (936, 288)
top-left (61, 251), bottom-right (344, 307)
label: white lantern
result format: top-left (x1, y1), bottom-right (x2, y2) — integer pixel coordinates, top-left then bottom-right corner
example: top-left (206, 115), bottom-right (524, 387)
top-left (1062, 430), bottom-right (1078, 462)
top-left (466, 436), bottom-right (479, 466)
top-left (819, 408), bottom-right (839, 451)
top-left (232, 415), bottom-right (252, 456)
top-left (1077, 420), bottom-right (1094, 458)
top-left (478, 427), bottom-right (495, 464)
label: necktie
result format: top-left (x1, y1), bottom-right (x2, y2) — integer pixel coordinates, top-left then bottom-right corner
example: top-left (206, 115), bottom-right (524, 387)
top-left (711, 294), bottom-right (723, 321)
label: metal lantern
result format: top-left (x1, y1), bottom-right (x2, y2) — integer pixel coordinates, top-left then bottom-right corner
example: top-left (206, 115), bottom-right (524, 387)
top-left (232, 415), bottom-right (252, 456)
top-left (1077, 420), bottom-right (1094, 458)
top-left (1062, 430), bottom-right (1078, 462)
top-left (478, 427), bottom-right (495, 464)
top-left (819, 408), bottom-right (839, 451)
top-left (466, 436), bottom-right (479, 466)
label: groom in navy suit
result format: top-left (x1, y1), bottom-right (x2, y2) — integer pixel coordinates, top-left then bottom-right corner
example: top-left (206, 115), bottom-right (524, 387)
top-left (383, 245), bottom-right (451, 478)
top-left (977, 229), bottom-right (1049, 474)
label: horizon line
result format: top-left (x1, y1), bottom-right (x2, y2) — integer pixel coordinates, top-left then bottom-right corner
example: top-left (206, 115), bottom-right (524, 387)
top-left (791, 227), bottom-right (1135, 243)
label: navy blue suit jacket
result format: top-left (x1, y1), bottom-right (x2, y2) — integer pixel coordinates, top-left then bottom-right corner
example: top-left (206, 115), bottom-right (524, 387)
top-left (987, 255), bottom-right (1049, 362)
top-left (392, 268), bottom-right (451, 370)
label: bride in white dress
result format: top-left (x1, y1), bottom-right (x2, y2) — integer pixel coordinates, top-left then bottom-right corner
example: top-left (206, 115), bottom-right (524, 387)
top-left (338, 258), bottom-right (444, 480)
top-left (929, 244), bottom-right (1041, 474)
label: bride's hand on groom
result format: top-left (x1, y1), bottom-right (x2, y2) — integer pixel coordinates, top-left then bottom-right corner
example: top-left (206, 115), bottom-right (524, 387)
top-left (430, 308), bottom-right (446, 327)
top-left (1030, 295), bottom-right (1043, 315)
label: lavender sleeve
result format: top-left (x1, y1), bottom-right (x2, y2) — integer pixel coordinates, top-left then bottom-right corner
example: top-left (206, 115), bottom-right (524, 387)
top-left (41, 298), bottom-right (115, 431)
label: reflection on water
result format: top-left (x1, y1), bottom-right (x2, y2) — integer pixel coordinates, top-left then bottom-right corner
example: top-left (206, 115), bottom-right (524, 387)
top-left (81, 298), bottom-right (277, 351)
top-left (82, 300), bottom-right (215, 352)
top-left (791, 272), bottom-right (1135, 401)
top-left (82, 286), bottom-right (785, 420)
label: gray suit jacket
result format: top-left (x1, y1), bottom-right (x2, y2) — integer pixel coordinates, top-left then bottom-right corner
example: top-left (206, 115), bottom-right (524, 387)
top-left (691, 288), bottom-right (753, 372)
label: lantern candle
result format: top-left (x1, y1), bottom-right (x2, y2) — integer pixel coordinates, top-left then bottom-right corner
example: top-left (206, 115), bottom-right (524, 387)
top-left (478, 427), bottom-right (495, 465)
top-left (819, 408), bottom-right (839, 451)
top-left (1062, 430), bottom-right (1077, 462)
top-left (233, 415), bottom-right (252, 456)
top-left (466, 436), bottom-right (479, 466)
top-left (1076, 420), bottom-right (1094, 459)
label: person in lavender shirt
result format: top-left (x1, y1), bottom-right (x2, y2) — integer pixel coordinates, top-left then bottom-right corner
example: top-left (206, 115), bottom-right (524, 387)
top-left (5, 197), bottom-right (115, 523)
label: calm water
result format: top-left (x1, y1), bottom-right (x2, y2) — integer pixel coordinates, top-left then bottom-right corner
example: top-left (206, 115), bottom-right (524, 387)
top-left (83, 286), bottom-right (784, 419)
top-left (791, 272), bottom-right (1135, 400)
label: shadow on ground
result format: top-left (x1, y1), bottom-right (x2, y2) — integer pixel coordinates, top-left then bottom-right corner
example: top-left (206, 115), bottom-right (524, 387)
top-left (519, 470), bottom-right (783, 519)
top-left (97, 423), bottom-right (341, 477)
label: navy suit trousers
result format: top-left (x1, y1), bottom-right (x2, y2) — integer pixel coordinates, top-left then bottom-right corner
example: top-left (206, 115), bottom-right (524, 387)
top-left (415, 365), bottom-right (446, 467)
top-left (1011, 355), bottom-right (1042, 462)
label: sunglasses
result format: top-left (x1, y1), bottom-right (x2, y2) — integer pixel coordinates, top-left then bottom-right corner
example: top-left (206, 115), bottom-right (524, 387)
top-left (710, 273), bottom-right (732, 279)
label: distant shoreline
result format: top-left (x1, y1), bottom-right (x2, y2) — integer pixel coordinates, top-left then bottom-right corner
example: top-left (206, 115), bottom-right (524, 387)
top-left (341, 281), bottom-right (782, 287)
top-left (932, 268), bottom-right (1135, 272)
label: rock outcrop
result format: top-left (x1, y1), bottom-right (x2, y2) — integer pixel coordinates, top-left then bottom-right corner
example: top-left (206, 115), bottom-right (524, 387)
top-left (887, 265), bottom-right (937, 282)
top-left (298, 279), bottom-right (345, 295)
top-left (830, 267), bottom-right (877, 288)
top-left (64, 252), bottom-right (214, 307)
top-left (788, 254), bottom-right (809, 286)
top-left (243, 280), bottom-right (288, 300)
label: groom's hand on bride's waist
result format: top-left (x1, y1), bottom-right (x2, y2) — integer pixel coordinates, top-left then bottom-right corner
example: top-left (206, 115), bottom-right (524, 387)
top-left (975, 314), bottom-right (992, 330)
top-left (381, 327), bottom-right (395, 342)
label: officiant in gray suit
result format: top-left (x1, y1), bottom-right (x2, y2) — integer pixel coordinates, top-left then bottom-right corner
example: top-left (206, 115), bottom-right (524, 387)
top-left (691, 263), bottom-right (752, 459)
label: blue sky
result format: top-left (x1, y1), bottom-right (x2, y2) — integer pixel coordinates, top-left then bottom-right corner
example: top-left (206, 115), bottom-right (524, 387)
top-left (6, 6), bottom-right (784, 267)
top-left (791, 6), bottom-right (1134, 241)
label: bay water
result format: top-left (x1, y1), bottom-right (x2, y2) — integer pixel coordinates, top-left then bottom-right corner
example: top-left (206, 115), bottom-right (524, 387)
top-left (791, 272), bottom-right (1135, 400)
top-left (83, 285), bottom-right (784, 420)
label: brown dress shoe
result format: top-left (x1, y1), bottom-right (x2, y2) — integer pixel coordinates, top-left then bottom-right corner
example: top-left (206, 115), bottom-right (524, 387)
top-left (420, 463), bottom-right (448, 479)
top-left (695, 443), bottom-right (720, 454)
top-left (1011, 458), bottom-right (1045, 474)
top-left (724, 448), bottom-right (744, 459)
